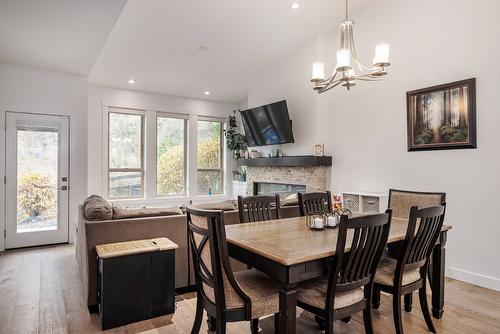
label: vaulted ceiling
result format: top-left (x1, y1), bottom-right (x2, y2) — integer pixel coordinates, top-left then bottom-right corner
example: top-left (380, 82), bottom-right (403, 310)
top-left (0, 0), bottom-right (368, 102)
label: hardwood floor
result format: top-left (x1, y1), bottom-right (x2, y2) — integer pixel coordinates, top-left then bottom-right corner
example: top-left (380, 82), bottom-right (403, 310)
top-left (0, 244), bottom-right (499, 334)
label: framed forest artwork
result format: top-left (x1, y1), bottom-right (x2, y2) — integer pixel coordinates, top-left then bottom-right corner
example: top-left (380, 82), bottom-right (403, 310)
top-left (407, 78), bottom-right (476, 151)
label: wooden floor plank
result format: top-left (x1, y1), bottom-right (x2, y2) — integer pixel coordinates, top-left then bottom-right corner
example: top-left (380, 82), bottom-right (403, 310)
top-left (0, 244), bottom-right (499, 333)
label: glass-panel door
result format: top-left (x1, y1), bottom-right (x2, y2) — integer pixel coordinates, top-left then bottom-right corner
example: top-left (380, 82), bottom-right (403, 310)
top-left (5, 112), bottom-right (69, 249)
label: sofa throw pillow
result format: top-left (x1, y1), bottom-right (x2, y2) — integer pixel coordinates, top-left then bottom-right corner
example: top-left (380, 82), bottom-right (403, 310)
top-left (112, 204), bottom-right (183, 219)
top-left (281, 193), bottom-right (299, 206)
top-left (193, 200), bottom-right (236, 211)
top-left (83, 194), bottom-right (113, 221)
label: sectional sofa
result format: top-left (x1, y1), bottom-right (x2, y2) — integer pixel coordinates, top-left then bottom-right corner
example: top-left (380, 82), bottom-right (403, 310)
top-left (75, 197), bottom-right (300, 310)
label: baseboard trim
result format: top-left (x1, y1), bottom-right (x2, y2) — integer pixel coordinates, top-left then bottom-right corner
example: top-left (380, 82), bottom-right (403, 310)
top-left (446, 266), bottom-right (500, 292)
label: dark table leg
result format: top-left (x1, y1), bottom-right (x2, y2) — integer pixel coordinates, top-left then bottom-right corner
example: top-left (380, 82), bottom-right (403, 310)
top-left (431, 231), bottom-right (447, 319)
top-left (279, 288), bottom-right (297, 334)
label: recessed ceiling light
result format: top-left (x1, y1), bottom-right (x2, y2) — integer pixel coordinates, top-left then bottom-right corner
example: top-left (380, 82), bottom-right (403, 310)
top-left (204, 91), bottom-right (211, 95)
top-left (128, 79), bottom-right (135, 84)
top-left (291, 2), bottom-right (300, 9)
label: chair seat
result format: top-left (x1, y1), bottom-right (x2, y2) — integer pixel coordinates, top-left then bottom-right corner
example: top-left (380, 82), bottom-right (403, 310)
top-left (375, 257), bottom-right (421, 286)
top-left (297, 278), bottom-right (365, 310)
top-left (234, 269), bottom-right (280, 319)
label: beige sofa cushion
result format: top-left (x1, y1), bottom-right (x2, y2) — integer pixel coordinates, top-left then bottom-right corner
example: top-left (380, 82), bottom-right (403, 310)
top-left (282, 193), bottom-right (298, 206)
top-left (83, 195), bottom-right (113, 221)
top-left (112, 204), bottom-right (183, 219)
top-left (194, 200), bottom-right (236, 211)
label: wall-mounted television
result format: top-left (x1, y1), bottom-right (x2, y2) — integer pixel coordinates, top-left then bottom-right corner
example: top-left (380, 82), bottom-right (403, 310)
top-left (240, 100), bottom-right (294, 147)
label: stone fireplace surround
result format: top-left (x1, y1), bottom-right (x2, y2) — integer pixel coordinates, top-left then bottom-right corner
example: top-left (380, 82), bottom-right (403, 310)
top-left (245, 166), bottom-right (328, 196)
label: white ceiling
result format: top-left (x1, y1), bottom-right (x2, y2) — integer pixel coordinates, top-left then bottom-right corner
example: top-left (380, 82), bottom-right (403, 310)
top-left (0, 0), bottom-right (127, 75)
top-left (0, 0), bottom-right (368, 102)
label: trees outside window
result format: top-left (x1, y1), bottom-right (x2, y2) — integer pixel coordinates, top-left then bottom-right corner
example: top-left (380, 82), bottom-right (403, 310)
top-left (197, 120), bottom-right (224, 194)
top-left (157, 116), bottom-right (186, 196)
top-left (108, 111), bottom-right (144, 198)
top-left (106, 110), bottom-right (225, 199)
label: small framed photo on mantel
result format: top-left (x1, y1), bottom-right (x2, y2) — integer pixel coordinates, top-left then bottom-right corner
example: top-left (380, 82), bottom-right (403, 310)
top-left (314, 143), bottom-right (324, 156)
top-left (406, 78), bottom-right (477, 151)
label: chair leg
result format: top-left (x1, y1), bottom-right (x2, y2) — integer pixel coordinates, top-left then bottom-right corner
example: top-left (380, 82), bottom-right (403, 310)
top-left (325, 314), bottom-right (334, 334)
top-left (404, 293), bottom-right (413, 312)
top-left (215, 318), bottom-right (226, 334)
top-left (363, 306), bottom-right (374, 334)
top-left (191, 296), bottom-right (203, 334)
top-left (419, 284), bottom-right (436, 333)
top-left (207, 316), bottom-right (216, 332)
top-left (250, 319), bottom-right (259, 334)
top-left (314, 315), bottom-right (326, 331)
top-left (372, 287), bottom-right (381, 309)
top-left (274, 313), bottom-right (280, 334)
top-left (392, 293), bottom-right (404, 334)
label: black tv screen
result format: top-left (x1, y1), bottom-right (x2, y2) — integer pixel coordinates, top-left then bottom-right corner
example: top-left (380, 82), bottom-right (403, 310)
top-left (240, 100), bottom-right (294, 147)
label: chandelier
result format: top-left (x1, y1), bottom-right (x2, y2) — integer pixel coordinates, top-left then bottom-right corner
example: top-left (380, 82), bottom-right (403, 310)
top-left (311, 0), bottom-right (390, 93)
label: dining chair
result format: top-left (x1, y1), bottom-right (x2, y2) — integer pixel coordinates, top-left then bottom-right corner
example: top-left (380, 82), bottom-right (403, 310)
top-left (372, 204), bottom-right (446, 334)
top-left (388, 189), bottom-right (446, 220)
top-left (237, 194), bottom-right (281, 223)
top-left (387, 189), bottom-right (446, 311)
top-left (297, 210), bottom-right (392, 334)
top-left (187, 207), bottom-right (281, 334)
top-left (298, 191), bottom-right (333, 216)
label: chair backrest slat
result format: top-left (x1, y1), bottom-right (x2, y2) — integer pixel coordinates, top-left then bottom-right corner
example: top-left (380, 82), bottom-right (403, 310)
top-left (238, 195), bottom-right (280, 223)
top-left (325, 211), bottom-right (392, 305)
top-left (399, 205), bottom-right (446, 274)
top-left (298, 191), bottom-right (332, 216)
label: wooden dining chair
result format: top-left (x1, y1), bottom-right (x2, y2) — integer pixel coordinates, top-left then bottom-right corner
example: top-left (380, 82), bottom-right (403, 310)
top-left (237, 194), bottom-right (280, 223)
top-left (387, 189), bottom-right (446, 312)
top-left (297, 210), bottom-right (392, 334)
top-left (187, 207), bottom-right (281, 334)
top-left (388, 189), bottom-right (446, 220)
top-left (298, 191), bottom-right (333, 216)
top-left (372, 205), bottom-right (446, 334)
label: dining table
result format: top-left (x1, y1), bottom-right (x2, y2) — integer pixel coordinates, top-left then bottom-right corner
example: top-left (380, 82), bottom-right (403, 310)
top-left (225, 215), bottom-right (452, 334)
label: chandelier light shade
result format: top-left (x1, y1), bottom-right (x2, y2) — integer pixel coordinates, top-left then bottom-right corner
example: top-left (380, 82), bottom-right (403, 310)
top-left (311, 0), bottom-right (390, 93)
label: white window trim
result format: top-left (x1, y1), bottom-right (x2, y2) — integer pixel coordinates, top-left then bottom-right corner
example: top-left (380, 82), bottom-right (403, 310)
top-left (155, 112), bottom-right (188, 198)
top-left (104, 107), bottom-right (146, 200)
top-left (102, 106), bottom-right (229, 203)
top-left (196, 116), bottom-right (227, 195)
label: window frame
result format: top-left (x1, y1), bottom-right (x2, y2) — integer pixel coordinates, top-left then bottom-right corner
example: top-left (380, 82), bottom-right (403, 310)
top-left (196, 116), bottom-right (225, 195)
top-left (107, 108), bottom-right (145, 199)
top-left (155, 112), bottom-right (188, 198)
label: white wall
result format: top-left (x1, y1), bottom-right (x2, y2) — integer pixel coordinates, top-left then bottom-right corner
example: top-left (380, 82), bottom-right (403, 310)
top-left (246, 38), bottom-right (319, 156)
top-left (0, 64), bottom-right (88, 250)
top-left (247, 0), bottom-right (500, 291)
top-left (87, 85), bottom-right (237, 205)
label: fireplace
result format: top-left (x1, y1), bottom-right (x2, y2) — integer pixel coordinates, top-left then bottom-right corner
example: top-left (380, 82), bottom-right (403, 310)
top-left (254, 182), bottom-right (306, 197)
top-left (245, 166), bottom-right (328, 196)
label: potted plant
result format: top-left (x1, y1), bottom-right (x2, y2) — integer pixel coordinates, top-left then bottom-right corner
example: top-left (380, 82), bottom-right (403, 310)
top-left (224, 110), bottom-right (247, 159)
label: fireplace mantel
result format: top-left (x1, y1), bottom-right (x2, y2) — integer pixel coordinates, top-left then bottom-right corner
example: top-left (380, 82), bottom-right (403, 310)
top-left (237, 155), bottom-right (332, 168)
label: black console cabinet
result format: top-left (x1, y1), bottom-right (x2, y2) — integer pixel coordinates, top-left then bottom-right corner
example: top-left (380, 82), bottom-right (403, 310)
top-left (96, 238), bottom-right (177, 330)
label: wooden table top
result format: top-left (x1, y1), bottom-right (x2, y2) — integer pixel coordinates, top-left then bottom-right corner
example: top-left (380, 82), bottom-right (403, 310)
top-left (225, 216), bottom-right (452, 266)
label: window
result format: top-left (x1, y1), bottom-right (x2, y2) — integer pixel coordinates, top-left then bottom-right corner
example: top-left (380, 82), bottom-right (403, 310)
top-left (156, 115), bottom-right (187, 196)
top-left (197, 119), bottom-right (224, 194)
top-left (108, 111), bottom-right (144, 198)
